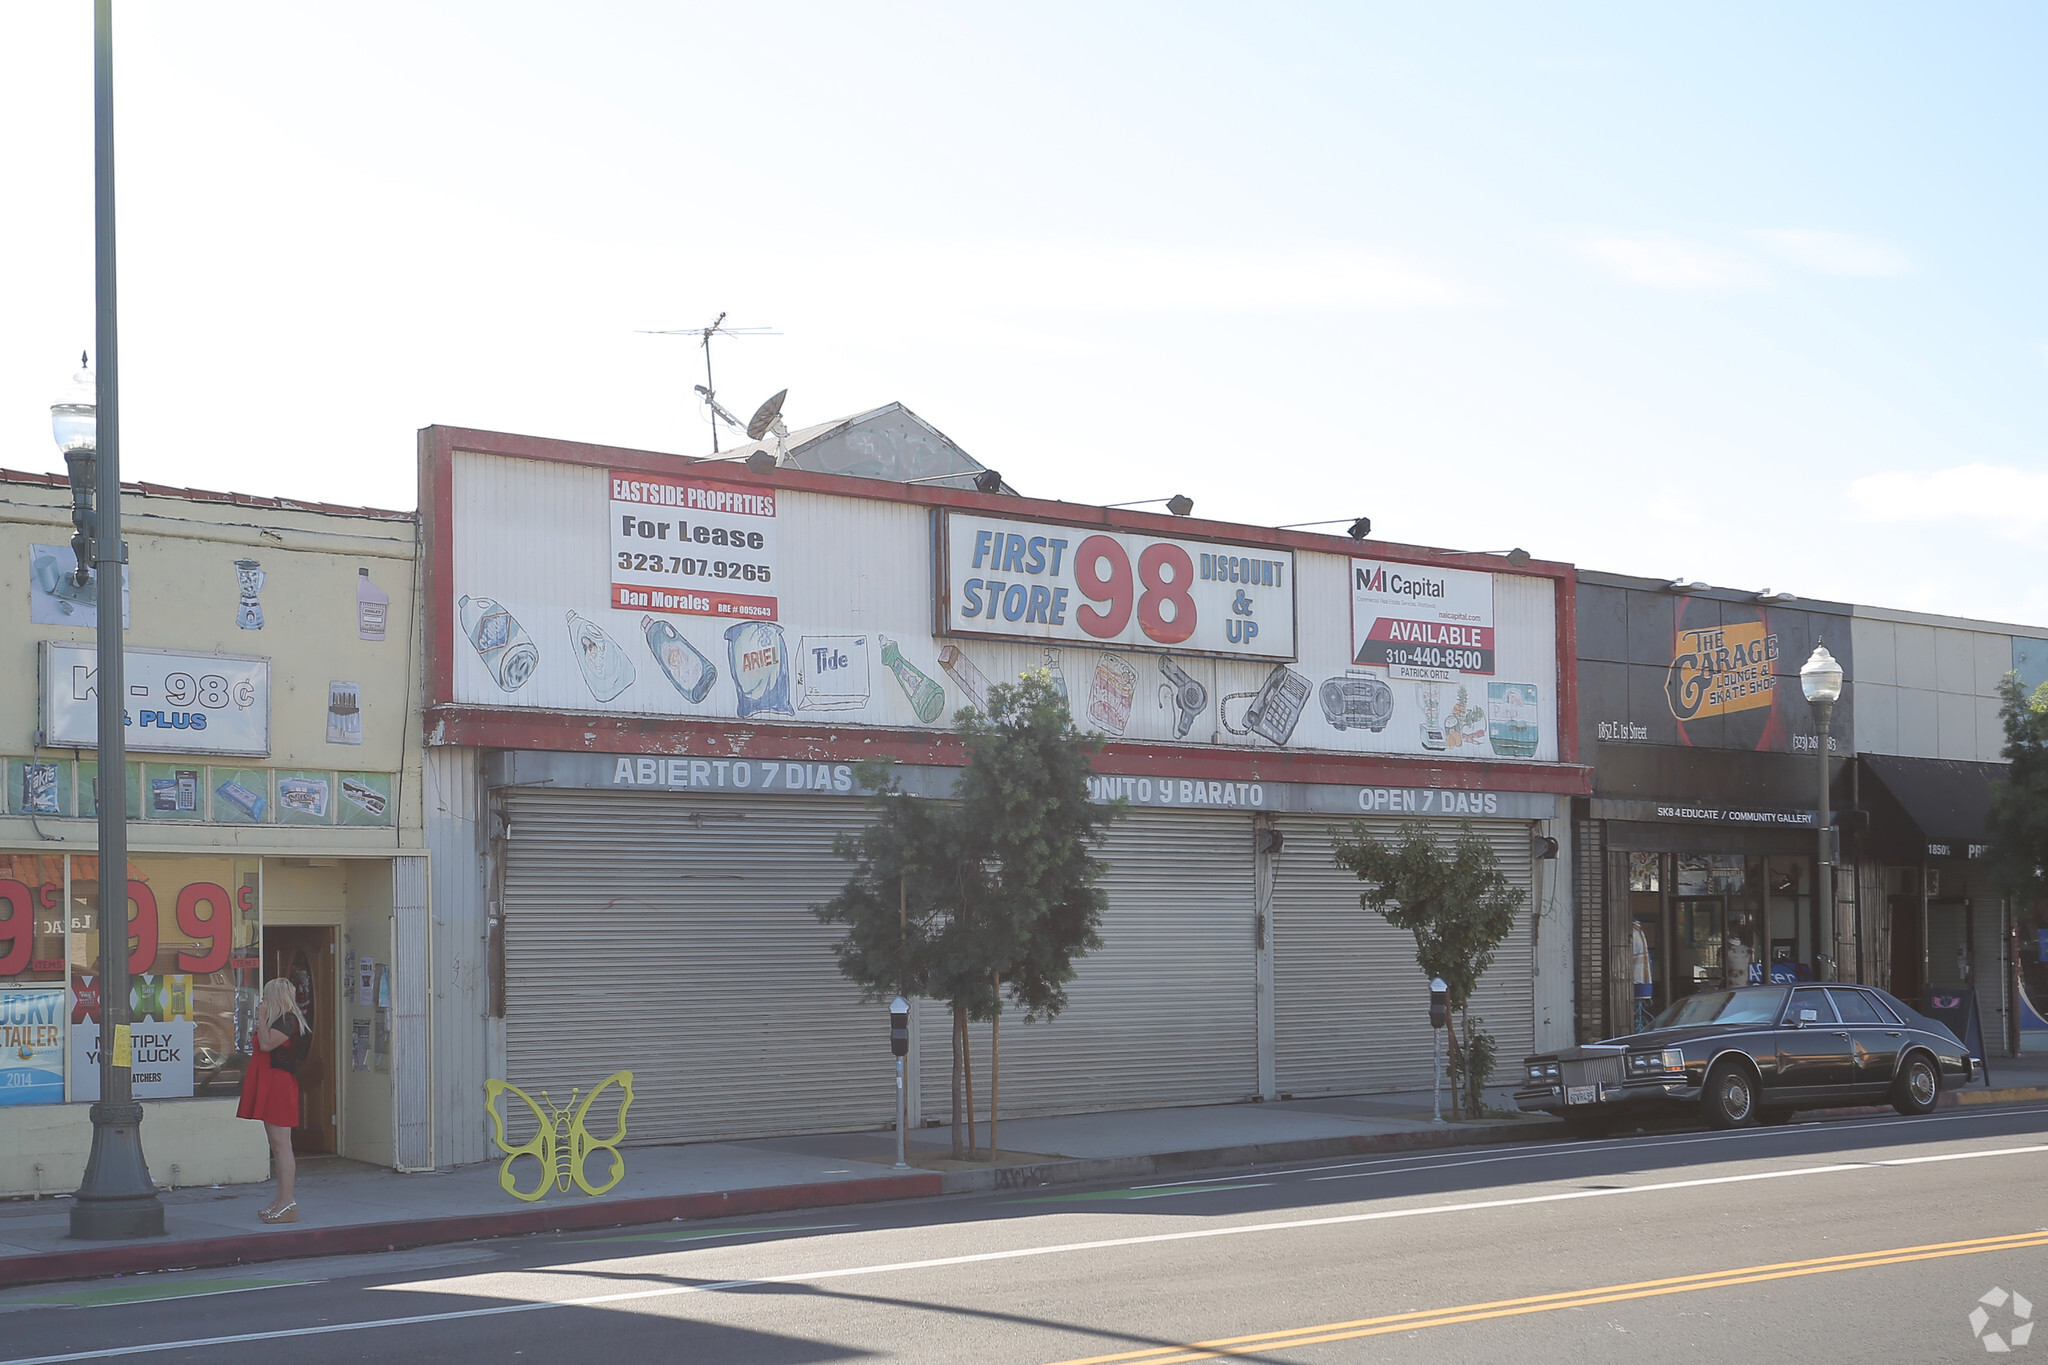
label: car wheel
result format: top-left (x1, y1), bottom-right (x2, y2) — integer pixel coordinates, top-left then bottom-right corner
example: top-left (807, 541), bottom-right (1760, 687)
top-left (1756, 1107), bottom-right (1794, 1126)
top-left (1891, 1053), bottom-right (1940, 1116)
top-left (1703, 1061), bottom-right (1757, 1129)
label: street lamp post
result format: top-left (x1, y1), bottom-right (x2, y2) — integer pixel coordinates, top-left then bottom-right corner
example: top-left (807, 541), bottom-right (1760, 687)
top-left (1800, 642), bottom-right (1845, 986)
top-left (65, 0), bottom-right (163, 1241)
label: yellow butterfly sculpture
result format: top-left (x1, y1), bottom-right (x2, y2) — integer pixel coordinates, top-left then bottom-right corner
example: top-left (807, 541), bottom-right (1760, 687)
top-left (484, 1071), bottom-right (634, 1202)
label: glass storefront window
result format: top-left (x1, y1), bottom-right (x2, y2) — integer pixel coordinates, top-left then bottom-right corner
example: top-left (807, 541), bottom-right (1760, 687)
top-left (0, 854), bottom-right (67, 984)
top-left (68, 855), bottom-right (261, 1101)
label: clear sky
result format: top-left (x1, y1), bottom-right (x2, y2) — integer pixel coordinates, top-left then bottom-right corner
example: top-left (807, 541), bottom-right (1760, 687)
top-left (3, 4), bottom-right (2044, 626)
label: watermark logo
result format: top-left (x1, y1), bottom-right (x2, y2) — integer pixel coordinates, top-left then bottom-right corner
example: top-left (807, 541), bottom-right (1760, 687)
top-left (1970, 1287), bottom-right (2034, 1353)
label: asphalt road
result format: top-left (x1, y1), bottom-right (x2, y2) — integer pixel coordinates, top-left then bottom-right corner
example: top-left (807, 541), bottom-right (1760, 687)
top-left (6, 1103), bottom-right (2048, 1365)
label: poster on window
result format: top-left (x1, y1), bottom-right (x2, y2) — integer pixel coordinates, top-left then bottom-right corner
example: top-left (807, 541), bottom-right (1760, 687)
top-left (0, 988), bottom-right (66, 1105)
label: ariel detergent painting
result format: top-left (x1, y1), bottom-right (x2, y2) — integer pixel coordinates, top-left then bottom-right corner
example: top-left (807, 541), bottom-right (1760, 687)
top-left (725, 622), bottom-right (793, 717)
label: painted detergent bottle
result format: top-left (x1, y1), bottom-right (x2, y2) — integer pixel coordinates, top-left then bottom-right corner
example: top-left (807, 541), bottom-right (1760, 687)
top-left (643, 616), bottom-right (717, 703)
top-left (566, 612), bottom-right (636, 703)
top-left (357, 568), bottom-right (390, 641)
top-left (724, 621), bottom-right (793, 717)
top-left (458, 595), bottom-right (539, 692)
top-left (878, 635), bottom-right (945, 724)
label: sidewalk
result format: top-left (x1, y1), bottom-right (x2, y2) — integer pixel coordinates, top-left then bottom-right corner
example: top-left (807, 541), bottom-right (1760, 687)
top-left (5, 1060), bottom-right (2045, 1291)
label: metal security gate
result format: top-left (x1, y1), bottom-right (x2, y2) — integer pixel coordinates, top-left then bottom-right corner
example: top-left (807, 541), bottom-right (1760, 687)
top-left (499, 790), bottom-right (889, 1144)
top-left (918, 809), bottom-right (1259, 1121)
top-left (1272, 815), bottom-right (1537, 1097)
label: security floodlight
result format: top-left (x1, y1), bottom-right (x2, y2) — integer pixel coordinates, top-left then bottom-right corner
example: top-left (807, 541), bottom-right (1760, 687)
top-left (1166, 494), bottom-right (1194, 517)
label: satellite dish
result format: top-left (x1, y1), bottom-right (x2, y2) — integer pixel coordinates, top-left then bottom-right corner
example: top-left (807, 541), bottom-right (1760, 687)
top-left (746, 389), bottom-right (789, 442)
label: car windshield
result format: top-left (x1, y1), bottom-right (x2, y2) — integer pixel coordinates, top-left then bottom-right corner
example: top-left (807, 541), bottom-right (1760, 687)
top-left (1649, 988), bottom-right (1788, 1030)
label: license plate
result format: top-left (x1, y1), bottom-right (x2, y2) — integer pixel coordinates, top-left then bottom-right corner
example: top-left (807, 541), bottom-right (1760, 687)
top-left (1566, 1085), bottom-right (1597, 1106)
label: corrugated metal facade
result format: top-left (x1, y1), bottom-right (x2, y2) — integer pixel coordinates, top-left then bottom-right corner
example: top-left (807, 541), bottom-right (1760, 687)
top-left (425, 745), bottom-right (492, 1167)
top-left (391, 855), bottom-right (433, 1170)
top-left (918, 809), bottom-right (1261, 1122)
top-left (498, 791), bottom-right (889, 1144)
top-left (1272, 816), bottom-right (1537, 1096)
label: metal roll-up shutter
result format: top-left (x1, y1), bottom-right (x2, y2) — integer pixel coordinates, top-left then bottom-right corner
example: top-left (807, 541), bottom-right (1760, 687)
top-left (918, 809), bottom-right (1258, 1120)
top-left (499, 790), bottom-right (887, 1144)
top-left (1272, 815), bottom-right (1536, 1096)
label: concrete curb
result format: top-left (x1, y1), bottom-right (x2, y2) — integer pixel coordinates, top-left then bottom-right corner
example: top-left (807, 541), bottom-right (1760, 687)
top-left (934, 1119), bottom-right (1559, 1195)
top-left (0, 1121), bottom-right (1556, 1291)
top-left (0, 1173), bottom-right (939, 1291)
top-left (1788, 1083), bottom-right (2048, 1121)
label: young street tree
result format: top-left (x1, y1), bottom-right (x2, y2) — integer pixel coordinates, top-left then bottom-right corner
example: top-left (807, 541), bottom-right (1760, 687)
top-left (1332, 820), bottom-right (1526, 1118)
top-left (1986, 674), bottom-right (2048, 1013)
top-left (818, 671), bottom-right (1118, 1158)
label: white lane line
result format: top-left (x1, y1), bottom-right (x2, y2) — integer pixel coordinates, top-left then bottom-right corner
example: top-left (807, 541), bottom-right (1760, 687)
top-left (1129, 1183), bottom-right (1273, 1200)
top-left (9, 1141), bottom-right (2045, 1364)
top-left (1261, 1102), bottom-right (2048, 1182)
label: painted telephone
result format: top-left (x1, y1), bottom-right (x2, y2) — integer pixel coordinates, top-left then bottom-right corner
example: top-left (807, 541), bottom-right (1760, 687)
top-left (1157, 656), bottom-right (1208, 739)
top-left (1222, 665), bottom-right (1310, 746)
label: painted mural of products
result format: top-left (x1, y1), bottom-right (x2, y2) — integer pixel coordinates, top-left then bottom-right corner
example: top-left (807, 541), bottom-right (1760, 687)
top-left (340, 776), bottom-right (388, 818)
top-left (878, 635), bottom-right (946, 724)
top-left (327, 681), bottom-right (363, 745)
top-left (1086, 653), bottom-right (1137, 735)
top-left (1441, 684), bottom-right (1487, 750)
top-left (1042, 648), bottom-right (1069, 705)
top-left (795, 634), bottom-right (871, 711)
top-left (1486, 682), bottom-right (1541, 758)
top-left (22, 763), bottom-right (58, 815)
top-left (1319, 671), bottom-right (1395, 733)
top-left (30, 547), bottom-right (96, 615)
top-left (1221, 665), bottom-right (1310, 746)
top-left (357, 568), bottom-right (389, 642)
top-left (724, 621), bottom-right (794, 717)
top-left (215, 778), bottom-right (267, 822)
top-left (458, 595), bottom-right (540, 692)
top-left (642, 616), bottom-right (717, 703)
top-left (278, 776), bottom-right (330, 818)
top-left (233, 559), bottom-right (265, 630)
top-left (937, 644), bottom-right (992, 713)
top-left (1157, 656), bottom-right (1208, 739)
top-left (567, 612), bottom-right (637, 703)
top-left (1416, 683), bottom-right (1448, 751)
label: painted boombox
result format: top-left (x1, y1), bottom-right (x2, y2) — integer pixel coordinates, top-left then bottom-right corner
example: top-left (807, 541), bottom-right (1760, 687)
top-left (1319, 671), bottom-right (1395, 733)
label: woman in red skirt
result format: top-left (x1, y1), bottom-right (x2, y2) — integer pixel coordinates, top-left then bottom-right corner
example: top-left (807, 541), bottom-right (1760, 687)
top-left (237, 978), bottom-right (307, 1223)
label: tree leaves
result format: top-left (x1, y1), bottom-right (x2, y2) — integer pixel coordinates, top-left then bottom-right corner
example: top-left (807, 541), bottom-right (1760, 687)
top-left (1331, 819), bottom-right (1525, 1012)
top-left (1986, 676), bottom-right (2048, 913)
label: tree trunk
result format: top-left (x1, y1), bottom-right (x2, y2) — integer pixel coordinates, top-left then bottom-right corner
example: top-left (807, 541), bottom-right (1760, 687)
top-left (964, 1004), bottom-right (977, 1160)
top-left (990, 971), bottom-right (1001, 1161)
top-left (950, 1004), bottom-right (966, 1159)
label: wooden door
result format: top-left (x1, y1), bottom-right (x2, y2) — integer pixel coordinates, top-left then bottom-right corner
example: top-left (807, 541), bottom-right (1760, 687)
top-left (265, 926), bottom-right (339, 1155)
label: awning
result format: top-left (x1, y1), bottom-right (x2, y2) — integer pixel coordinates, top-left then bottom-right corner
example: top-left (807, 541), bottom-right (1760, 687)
top-left (1858, 753), bottom-right (2007, 851)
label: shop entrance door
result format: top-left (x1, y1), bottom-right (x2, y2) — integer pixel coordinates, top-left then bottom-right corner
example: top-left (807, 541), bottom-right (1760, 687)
top-left (264, 926), bottom-right (337, 1156)
top-left (1889, 896), bottom-right (1924, 1002)
top-left (1674, 898), bottom-right (1725, 996)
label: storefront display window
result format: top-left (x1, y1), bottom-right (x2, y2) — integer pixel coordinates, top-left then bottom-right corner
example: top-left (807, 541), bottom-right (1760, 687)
top-left (66, 855), bottom-right (261, 1102)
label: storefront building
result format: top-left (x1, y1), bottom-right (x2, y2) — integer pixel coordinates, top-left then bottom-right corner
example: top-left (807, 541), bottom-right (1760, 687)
top-left (0, 471), bottom-right (427, 1195)
top-left (1574, 572), bottom-right (2048, 1056)
top-left (1848, 605), bottom-right (2048, 1055)
top-left (1573, 572), bottom-right (1856, 1041)
top-left (418, 417), bottom-right (1589, 1162)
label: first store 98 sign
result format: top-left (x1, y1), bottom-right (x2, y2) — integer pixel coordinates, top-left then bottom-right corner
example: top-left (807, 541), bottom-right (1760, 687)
top-left (938, 513), bottom-right (1296, 662)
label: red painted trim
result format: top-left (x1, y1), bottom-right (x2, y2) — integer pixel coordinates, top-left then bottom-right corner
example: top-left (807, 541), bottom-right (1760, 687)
top-left (426, 705), bottom-right (1592, 795)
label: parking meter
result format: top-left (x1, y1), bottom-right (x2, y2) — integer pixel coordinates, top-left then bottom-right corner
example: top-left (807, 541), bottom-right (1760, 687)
top-left (890, 996), bottom-right (910, 1057)
top-left (1429, 978), bottom-right (1449, 1029)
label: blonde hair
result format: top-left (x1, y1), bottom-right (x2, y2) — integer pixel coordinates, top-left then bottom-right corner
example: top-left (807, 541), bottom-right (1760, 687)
top-left (259, 978), bottom-right (309, 1035)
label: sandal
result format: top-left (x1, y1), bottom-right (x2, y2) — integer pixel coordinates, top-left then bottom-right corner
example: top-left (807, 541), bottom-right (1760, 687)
top-left (258, 1202), bottom-right (298, 1224)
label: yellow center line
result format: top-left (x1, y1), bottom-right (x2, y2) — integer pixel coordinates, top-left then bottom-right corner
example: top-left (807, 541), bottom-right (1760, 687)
top-left (1040, 1228), bottom-right (2048, 1365)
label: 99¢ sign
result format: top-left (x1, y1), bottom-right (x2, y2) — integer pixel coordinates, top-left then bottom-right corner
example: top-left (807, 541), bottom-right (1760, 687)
top-left (939, 514), bottom-right (1296, 661)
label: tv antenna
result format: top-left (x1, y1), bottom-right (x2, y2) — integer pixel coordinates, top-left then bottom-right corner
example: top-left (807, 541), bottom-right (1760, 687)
top-left (639, 312), bottom-right (779, 453)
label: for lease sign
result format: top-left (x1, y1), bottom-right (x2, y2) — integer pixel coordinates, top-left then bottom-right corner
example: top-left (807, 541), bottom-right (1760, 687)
top-left (609, 471), bottom-right (779, 621)
top-left (1350, 559), bottom-right (1495, 680)
top-left (938, 513), bottom-right (1296, 661)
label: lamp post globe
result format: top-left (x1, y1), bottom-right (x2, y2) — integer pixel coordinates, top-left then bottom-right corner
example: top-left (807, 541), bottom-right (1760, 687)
top-left (52, 357), bottom-right (97, 456)
top-left (1799, 642), bottom-right (1844, 705)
